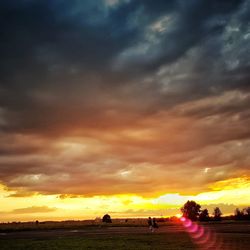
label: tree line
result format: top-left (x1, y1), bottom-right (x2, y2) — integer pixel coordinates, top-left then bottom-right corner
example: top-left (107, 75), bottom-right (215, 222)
top-left (181, 200), bottom-right (250, 221)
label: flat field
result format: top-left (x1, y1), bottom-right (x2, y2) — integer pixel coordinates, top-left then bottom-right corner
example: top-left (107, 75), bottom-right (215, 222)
top-left (0, 220), bottom-right (249, 249)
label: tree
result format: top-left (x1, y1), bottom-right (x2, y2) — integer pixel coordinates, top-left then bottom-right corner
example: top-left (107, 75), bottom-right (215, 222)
top-left (102, 214), bottom-right (112, 223)
top-left (181, 200), bottom-right (201, 221)
top-left (234, 208), bottom-right (244, 220)
top-left (199, 209), bottom-right (210, 221)
top-left (243, 207), bottom-right (250, 219)
top-left (244, 207), bottom-right (250, 214)
top-left (213, 207), bottom-right (222, 221)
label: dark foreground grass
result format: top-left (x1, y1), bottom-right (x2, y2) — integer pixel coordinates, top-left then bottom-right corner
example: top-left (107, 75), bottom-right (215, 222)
top-left (0, 233), bottom-right (194, 250)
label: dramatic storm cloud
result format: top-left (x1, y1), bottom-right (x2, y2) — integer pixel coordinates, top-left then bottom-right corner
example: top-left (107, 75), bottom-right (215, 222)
top-left (0, 0), bottom-right (250, 207)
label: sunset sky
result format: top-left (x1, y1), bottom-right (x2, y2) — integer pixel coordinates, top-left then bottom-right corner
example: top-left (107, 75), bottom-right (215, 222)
top-left (0, 0), bottom-right (250, 222)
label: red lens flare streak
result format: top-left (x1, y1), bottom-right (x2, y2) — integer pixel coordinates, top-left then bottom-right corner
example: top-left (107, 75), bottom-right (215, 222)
top-left (179, 217), bottom-right (223, 250)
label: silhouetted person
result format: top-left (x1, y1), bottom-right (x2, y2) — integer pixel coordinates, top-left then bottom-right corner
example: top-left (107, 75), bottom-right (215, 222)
top-left (152, 218), bottom-right (158, 231)
top-left (148, 217), bottom-right (153, 232)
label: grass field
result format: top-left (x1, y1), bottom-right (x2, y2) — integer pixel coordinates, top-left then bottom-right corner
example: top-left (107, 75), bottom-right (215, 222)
top-left (0, 220), bottom-right (250, 249)
top-left (0, 233), bottom-right (194, 250)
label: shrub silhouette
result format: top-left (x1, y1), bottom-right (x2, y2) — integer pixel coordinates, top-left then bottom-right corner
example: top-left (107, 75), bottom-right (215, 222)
top-left (102, 214), bottom-right (112, 223)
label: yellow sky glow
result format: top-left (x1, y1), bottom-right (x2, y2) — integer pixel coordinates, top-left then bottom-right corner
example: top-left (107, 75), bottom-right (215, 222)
top-left (1, 176), bottom-right (249, 222)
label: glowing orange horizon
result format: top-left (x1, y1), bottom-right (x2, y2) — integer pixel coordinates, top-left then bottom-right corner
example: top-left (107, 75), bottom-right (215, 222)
top-left (0, 176), bottom-right (249, 222)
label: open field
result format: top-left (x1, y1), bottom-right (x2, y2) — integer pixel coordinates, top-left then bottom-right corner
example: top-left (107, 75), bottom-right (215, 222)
top-left (0, 221), bottom-right (250, 249)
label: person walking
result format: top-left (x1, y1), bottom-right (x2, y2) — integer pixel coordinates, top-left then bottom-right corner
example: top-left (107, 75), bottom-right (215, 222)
top-left (148, 217), bottom-right (153, 232)
top-left (152, 218), bottom-right (158, 232)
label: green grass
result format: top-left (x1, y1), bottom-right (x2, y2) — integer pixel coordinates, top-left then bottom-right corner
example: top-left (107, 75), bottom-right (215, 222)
top-left (0, 233), bottom-right (194, 250)
top-left (0, 220), bottom-right (150, 232)
top-left (1, 221), bottom-right (249, 249)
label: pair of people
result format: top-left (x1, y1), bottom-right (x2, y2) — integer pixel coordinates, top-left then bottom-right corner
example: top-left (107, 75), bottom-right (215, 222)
top-left (148, 217), bottom-right (158, 232)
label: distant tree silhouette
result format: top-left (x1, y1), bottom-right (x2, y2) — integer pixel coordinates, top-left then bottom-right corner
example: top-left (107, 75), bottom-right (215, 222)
top-left (102, 214), bottom-right (112, 223)
top-left (213, 207), bottom-right (222, 221)
top-left (234, 208), bottom-right (244, 220)
top-left (233, 207), bottom-right (250, 220)
top-left (199, 209), bottom-right (210, 221)
top-left (243, 207), bottom-right (250, 219)
top-left (181, 200), bottom-right (201, 221)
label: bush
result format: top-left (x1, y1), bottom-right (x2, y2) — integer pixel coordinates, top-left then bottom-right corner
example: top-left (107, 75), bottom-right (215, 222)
top-left (102, 214), bottom-right (112, 223)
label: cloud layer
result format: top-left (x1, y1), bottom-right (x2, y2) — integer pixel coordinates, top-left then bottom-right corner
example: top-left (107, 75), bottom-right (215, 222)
top-left (0, 0), bottom-right (250, 197)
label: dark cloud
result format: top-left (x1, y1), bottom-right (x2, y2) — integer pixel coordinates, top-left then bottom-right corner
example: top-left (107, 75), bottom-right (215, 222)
top-left (0, 0), bottom-right (250, 196)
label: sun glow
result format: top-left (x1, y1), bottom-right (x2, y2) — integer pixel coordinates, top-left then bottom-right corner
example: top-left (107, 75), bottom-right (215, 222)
top-left (0, 176), bottom-right (250, 222)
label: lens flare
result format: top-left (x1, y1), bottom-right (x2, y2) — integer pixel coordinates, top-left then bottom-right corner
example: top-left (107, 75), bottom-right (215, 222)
top-left (183, 219), bottom-right (192, 228)
top-left (187, 223), bottom-right (198, 233)
top-left (204, 233), bottom-right (217, 249)
top-left (179, 217), bottom-right (223, 249)
top-left (180, 217), bottom-right (186, 222)
top-left (192, 226), bottom-right (204, 239)
top-left (196, 230), bottom-right (210, 245)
